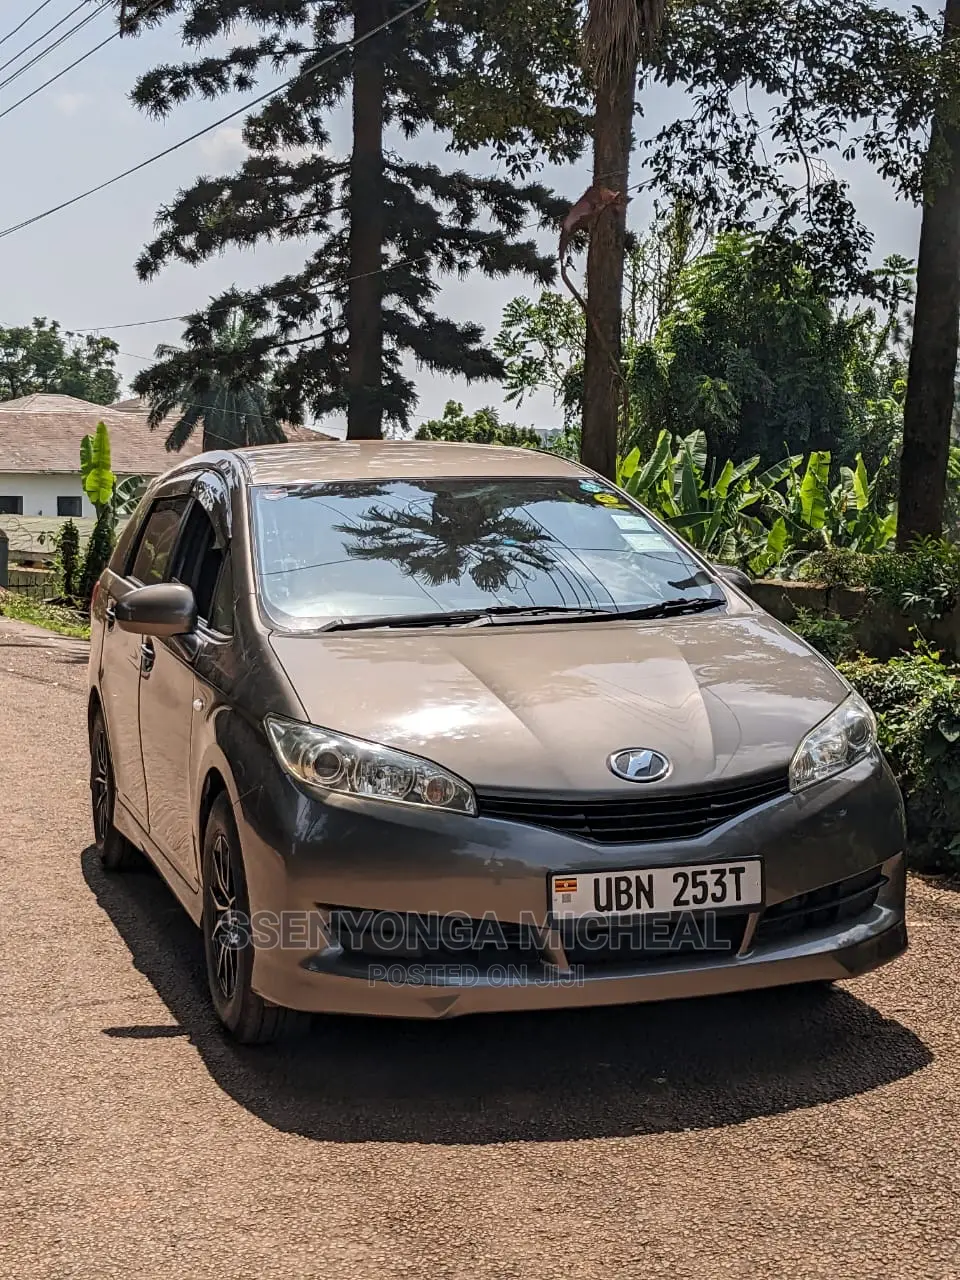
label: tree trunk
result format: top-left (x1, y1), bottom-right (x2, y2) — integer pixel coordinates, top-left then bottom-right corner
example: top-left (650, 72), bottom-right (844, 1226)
top-left (897, 0), bottom-right (960, 546)
top-left (580, 58), bottom-right (634, 480)
top-left (346, 0), bottom-right (386, 440)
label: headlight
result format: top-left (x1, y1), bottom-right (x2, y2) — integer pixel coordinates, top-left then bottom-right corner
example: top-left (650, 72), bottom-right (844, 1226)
top-left (264, 716), bottom-right (477, 815)
top-left (789, 692), bottom-right (877, 792)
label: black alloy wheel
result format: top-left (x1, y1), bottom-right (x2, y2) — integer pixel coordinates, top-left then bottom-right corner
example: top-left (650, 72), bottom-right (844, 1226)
top-left (201, 791), bottom-right (310, 1045)
top-left (89, 709), bottom-right (140, 871)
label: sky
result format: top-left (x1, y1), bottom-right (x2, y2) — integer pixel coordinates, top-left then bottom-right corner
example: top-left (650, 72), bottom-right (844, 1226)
top-left (0, 0), bottom-right (927, 436)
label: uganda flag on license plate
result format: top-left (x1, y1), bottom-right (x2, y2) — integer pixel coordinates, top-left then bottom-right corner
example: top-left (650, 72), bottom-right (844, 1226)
top-left (554, 877), bottom-right (578, 893)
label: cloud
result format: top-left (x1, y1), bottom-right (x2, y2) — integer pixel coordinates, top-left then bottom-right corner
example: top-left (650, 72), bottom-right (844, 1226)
top-left (277, 143), bottom-right (314, 164)
top-left (54, 91), bottom-right (88, 117)
top-left (197, 125), bottom-right (247, 168)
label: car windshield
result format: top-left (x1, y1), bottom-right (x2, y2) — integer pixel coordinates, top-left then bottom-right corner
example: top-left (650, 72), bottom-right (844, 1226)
top-left (250, 476), bottom-right (724, 629)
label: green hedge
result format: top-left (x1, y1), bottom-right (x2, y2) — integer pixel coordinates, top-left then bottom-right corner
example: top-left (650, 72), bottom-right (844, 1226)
top-left (839, 651), bottom-right (960, 873)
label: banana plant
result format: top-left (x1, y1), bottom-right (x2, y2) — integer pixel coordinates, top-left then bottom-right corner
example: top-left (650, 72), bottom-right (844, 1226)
top-left (616, 433), bottom-right (898, 572)
top-left (761, 450), bottom-right (895, 552)
top-left (742, 515), bottom-right (792, 577)
top-left (80, 421), bottom-right (116, 520)
top-left (112, 474), bottom-right (146, 519)
top-left (618, 429), bottom-right (763, 557)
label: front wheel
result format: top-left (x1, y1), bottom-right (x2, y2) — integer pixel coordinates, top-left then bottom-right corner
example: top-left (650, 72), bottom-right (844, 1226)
top-left (201, 792), bottom-right (310, 1045)
top-left (89, 709), bottom-right (140, 871)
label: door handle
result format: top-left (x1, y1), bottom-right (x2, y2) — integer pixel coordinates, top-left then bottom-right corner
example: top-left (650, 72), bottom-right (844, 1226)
top-left (140, 639), bottom-right (155, 676)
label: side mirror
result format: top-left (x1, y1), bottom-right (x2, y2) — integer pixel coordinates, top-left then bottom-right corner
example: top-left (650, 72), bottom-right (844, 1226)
top-left (712, 563), bottom-right (752, 592)
top-left (115, 582), bottom-right (197, 638)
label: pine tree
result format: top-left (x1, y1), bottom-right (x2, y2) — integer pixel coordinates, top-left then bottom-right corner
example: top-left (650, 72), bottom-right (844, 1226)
top-left (123, 0), bottom-right (588, 439)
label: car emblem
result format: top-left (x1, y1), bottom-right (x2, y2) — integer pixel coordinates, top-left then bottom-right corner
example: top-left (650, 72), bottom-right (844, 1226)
top-left (607, 748), bottom-right (671, 783)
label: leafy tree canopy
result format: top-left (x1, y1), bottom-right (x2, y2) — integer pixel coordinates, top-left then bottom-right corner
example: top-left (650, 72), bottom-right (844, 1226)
top-left (645, 0), bottom-right (952, 299)
top-left (414, 399), bottom-right (542, 447)
top-left (498, 220), bottom-right (911, 469)
top-left (0, 318), bottom-right (121, 404)
top-left (644, 233), bottom-right (911, 468)
top-left (123, 0), bottom-right (589, 436)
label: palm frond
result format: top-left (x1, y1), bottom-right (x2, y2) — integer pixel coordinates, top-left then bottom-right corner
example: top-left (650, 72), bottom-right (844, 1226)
top-left (583, 0), bottom-right (666, 84)
top-left (165, 403), bottom-right (203, 452)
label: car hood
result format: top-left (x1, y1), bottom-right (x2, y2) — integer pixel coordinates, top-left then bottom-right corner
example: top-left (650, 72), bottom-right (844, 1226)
top-left (269, 612), bottom-right (849, 792)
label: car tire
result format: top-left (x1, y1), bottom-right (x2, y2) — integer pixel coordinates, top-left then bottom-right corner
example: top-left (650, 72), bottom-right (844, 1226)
top-left (201, 792), bottom-right (310, 1046)
top-left (90, 708), bottom-right (141, 871)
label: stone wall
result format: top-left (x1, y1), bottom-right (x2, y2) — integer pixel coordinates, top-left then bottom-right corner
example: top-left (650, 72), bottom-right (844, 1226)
top-left (746, 579), bottom-right (960, 661)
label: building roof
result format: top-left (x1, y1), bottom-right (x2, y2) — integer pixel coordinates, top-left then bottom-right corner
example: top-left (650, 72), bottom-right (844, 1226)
top-left (239, 439), bottom-right (581, 484)
top-left (0, 393), bottom-right (203, 475)
top-left (0, 393), bottom-right (336, 475)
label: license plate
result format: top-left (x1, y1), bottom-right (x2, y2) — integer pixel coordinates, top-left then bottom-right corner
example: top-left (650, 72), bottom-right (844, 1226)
top-left (550, 861), bottom-right (763, 918)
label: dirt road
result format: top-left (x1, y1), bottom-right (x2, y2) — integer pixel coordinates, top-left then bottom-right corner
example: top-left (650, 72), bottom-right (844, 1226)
top-left (1, 617), bottom-right (959, 1279)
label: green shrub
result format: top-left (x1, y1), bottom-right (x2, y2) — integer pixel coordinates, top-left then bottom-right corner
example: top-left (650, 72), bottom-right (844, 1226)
top-left (797, 547), bottom-right (870, 587)
top-left (55, 519), bottom-right (81, 602)
top-left (618, 429), bottom-right (764, 559)
top-left (616, 431), bottom-right (897, 570)
top-left (840, 648), bottom-right (960, 872)
top-left (789, 608), bottom-right (857, 663)
top-left (799, 539), bottom-right (960, 621)
top-left (866, 538), bottom-right (960, 621)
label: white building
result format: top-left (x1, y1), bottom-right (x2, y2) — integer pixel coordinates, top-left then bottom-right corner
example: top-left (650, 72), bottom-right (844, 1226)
top-left (0, 393), bottom-right (203, 519)
top-left (0, 392), bottom-right (334, 520)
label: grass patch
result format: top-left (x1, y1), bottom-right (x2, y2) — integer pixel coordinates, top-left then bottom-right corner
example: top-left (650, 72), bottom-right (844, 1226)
top-left (0, 592), bottom-right (91, 639)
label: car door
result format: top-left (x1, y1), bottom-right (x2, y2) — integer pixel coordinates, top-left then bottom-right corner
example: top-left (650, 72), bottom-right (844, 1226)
top-left (138, 481), bottom-right (231, 889)
top-left (99, 495), bottom-right (190, 827)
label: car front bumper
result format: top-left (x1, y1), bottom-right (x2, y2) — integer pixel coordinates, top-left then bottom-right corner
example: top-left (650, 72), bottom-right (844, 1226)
top-left (236, 750), bottom-right (908, 1018)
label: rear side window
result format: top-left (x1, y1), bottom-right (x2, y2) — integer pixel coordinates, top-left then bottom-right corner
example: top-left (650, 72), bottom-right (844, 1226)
top-left (207, 555), bottom-right (234, 635)
top-left (129, 498), bottom-right (189, 585)
top-left (173, 503), bottom-right (225, 625)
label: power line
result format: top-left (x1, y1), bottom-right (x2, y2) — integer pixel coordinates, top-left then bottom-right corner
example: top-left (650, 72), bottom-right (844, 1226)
top-left (0, 28), bottom-right (113, 121)
top-left (0, 0), bottom-right (166, 124)
top-left (0, 2), bottom-right (108, 96)
top-left (0, 0), bottom-right (429, 243)
top-left (71, 313), bottom-right (186, 333)
top-left (0, 0), bottom-right (104, 84)
top-left (0, 0), bottom-right (60, 51)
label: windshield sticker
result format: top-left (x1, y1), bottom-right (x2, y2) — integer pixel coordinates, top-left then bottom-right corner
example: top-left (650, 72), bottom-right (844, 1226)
top-left (260, 487), bottom-right (288, 501)
top-left (578, 480), bottom-right (603, 492)
top-left (592, 492), bottom-right (629, 508)
top-left (610, 511), bottom-right (654, 531)
top-left (623, 532), bottom-right (671, 552)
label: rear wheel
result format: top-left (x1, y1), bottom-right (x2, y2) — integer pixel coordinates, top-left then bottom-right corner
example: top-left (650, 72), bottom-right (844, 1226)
top-left (90, 709), bottom-right (140, 871)
top-left (201, 792), bottom-right (310, 1045)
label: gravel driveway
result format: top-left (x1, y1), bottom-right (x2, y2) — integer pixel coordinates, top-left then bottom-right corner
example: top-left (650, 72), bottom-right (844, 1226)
top-left (1, 617), bottom-right (958, 1279)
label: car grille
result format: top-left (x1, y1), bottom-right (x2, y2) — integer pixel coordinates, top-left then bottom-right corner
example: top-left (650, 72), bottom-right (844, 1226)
top-left (755, 868), bottom-right (885, 946)
top-left (320, 905), bottom-right (750, 979)
top-left (559, 911), bottom-right (750, 972)
top-left (475, 768), bottom-right (791, 844)
top-left (320, 908), bottom-right (545, 977)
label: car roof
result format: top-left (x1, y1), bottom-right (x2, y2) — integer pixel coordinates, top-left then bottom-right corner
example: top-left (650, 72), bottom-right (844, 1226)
top-left (232, 440), bottom-right (589, 485)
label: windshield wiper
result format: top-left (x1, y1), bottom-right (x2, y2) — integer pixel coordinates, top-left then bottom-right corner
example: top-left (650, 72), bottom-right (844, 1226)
top-left (606, 597), bottom-right (726, 621)
top-left (318, 605), bottom-right (604, 632)
top-left (319, 597), bottom-right (724, 632)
